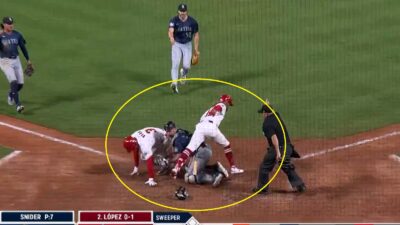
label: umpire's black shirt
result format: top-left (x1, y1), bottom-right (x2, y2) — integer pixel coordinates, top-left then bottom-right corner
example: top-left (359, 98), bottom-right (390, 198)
top-left (263, 112), bottom-right (292, 148)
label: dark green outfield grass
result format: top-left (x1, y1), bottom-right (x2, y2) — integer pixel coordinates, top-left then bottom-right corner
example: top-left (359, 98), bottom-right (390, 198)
top-left (1, 0), bottom-right (399, 138)
top-left (0, 147), bottom-right (12, 159)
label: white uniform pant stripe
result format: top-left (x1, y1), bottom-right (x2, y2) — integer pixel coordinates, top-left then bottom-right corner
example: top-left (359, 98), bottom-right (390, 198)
top-left (224, 148), bottom-right (232, 153)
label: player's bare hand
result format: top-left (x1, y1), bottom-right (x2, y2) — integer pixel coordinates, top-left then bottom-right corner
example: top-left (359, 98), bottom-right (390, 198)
top-left (145, 178), bottom-right (157, 187)
top-left (130, 166), bottom-right (139, 176)
top-left (170, 38), bottom-right (175, 46)
top-left (194, 49), bottom-right (200, 56)
top-left (276, 152), bottom-right (282, 161)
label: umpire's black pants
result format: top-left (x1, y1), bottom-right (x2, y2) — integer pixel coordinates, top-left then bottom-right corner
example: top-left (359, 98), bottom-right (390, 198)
top-left (256, 144), bottom-right (304, 191)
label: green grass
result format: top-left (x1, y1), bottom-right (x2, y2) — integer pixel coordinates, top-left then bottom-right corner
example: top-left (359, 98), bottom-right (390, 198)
top-left (0, 147), bottom-right (12, 159)
top-left (1, 0), bottom-right (399, 138)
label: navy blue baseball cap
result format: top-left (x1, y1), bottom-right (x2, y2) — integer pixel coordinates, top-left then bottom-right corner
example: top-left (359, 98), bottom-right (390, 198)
top-left (2, 17), bottom-right (14, 25)
top-left (178, 3), bottom-right (187, 12)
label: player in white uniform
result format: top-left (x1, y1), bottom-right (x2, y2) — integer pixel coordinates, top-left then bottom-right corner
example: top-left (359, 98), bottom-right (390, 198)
top-left (123, 123), bottom-right (177, 187)
top-left (172, 94), bottom-right (244, 178)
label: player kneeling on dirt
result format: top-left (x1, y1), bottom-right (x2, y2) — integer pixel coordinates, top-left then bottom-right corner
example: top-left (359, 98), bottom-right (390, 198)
top-left (123, 122), bottom-right (177, 187)
top-left (166, 128), bottom-right (229, 187)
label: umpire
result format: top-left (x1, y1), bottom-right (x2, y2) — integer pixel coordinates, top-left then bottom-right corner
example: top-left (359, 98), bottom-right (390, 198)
top-left (252, 100), bottom-right (306, 194)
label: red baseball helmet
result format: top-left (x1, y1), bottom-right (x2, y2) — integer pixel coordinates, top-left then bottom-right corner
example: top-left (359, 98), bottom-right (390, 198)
top-left (219, 94), bottom-right (233, 106)
top-left (123, 136), bottom-right (139, 153)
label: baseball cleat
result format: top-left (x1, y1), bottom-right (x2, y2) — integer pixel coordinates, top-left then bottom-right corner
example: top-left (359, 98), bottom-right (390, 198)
top-left (171, 83), bottom-right (179, 94)
top-left (252, 187), bottom-right (268, 195)
top-left (212, 173), bottom-right (224, 187)
top-left (230, 165), bottom-right (244, 174)
top-left (16, 105), bottom-right (24, 113)
top-left (179, 68), bottom-right (187, 85)
top-left (216, 161), bottom-right (229, 178)
top-left (294, 184), bottom-right (306, 193)
top-left (7, 95), bottom-right (15, 106)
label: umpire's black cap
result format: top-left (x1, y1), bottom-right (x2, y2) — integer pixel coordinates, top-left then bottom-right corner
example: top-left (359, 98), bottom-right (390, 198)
top-left (178, 3), bottom-right (188, 12)
top-left (164, 121), bottom-right (176, 132)
top-left (258, 98), bottom-right (273, 113)
top-left (258, 104), bottom-right (272, 113)
top-left (2, 16), bottom-right (14, 25)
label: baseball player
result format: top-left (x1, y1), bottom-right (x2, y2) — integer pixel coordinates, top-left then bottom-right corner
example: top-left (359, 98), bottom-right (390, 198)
top-left (252, 100), bottom-right (306, 195)
top-left (173, 128), bottom-right (230, 187)
top-left (0, 16), bottom-right (33, 113)
top-left (168, 3), bottom-right (199, 94)
top-left (123, 121), bottom-right (177, 187)
top-left (172, 94), bottom-right (244, 178)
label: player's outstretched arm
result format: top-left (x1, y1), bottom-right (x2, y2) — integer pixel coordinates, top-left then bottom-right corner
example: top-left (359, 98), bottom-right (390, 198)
top-left (18, 34), bottom-right (30, 62)
top-left (130, 149), bottom-right (140, 176)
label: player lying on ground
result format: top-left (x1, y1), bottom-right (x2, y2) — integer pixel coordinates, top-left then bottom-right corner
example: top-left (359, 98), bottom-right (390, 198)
top-left (123, 122), bottom-right (177, 187)
top-left (172, 94), bottom-right (244, 178)
top-left (155, 128), bottom-right (229, 187)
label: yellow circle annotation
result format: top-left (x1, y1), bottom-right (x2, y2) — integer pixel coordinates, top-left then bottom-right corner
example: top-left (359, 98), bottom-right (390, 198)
top-left (104, 77), bottom-right (287, 212)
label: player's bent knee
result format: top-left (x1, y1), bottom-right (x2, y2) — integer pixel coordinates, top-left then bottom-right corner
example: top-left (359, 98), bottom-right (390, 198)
top-left (184, 173), bottom-right (198, 184)
top-left (282, 163), bottom-right (295, 172)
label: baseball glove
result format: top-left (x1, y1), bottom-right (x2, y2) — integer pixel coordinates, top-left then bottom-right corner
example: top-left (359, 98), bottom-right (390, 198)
top-left (191, 52), bottom-right (199, 65)
top-left (24, 63), bottom-right (34, 77)
top-left (175, 186), bottom-right (189, 200)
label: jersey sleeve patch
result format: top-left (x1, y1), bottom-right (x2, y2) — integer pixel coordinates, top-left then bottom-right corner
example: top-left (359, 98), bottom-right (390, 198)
top-left (169, 22), bottom-right (174, 27)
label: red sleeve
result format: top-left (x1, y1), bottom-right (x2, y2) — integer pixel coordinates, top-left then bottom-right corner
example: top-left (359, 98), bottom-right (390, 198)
top-left (132, 148), bottom-right (139, 167)
top-left (207, 104), bottom-right (223, 116)
top-left (146, 155), bottom-right (155, 178)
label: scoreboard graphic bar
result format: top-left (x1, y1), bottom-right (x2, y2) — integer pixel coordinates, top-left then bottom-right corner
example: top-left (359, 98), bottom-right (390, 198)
top-left (79, 211), bottom-right (152, 223)
top-left (1, 211), bottom-right (397, 225)
top-left (0, 211), bottom-right (74, 224)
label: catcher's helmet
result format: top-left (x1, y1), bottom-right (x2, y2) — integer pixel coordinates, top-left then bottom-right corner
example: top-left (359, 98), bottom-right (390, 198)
top-left (123, 136), bottom-right (139, 153)
top-left (175, 186), bottom-right (189, 200)
top-left (219, 94), bottom-right (233, 106)
top-left (164, 121), bottom-right (176, 132)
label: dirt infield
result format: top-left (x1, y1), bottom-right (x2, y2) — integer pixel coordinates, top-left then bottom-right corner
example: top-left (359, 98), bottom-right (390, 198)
top-left (0, 115), bottom-right (400, 223)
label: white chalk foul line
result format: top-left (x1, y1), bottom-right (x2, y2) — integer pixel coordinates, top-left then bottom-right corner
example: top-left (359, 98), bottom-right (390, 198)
top-left (0, 121), bottom-right (128, 161)
top-left (0, 121), bottom-right (104, 155)
top-left (0, 150), bottom-right (22, 166)
top-left (301, 131), bottom-right (400, 160)
top-left (0, 121), bottom-right (127, 162)
top-left (389, 154), bottom-right (400, 163)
